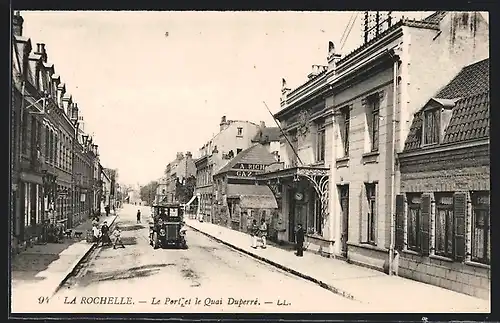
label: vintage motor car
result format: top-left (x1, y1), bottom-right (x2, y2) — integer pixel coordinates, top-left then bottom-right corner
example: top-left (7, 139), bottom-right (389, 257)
top-left (149, 203), bottom-right (187, 249)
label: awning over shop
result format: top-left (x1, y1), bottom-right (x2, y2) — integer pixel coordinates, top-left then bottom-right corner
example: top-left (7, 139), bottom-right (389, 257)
top-left (240, 195), bottom-right (278, 209)
top-left (226, 183), bottom-right (278, 209)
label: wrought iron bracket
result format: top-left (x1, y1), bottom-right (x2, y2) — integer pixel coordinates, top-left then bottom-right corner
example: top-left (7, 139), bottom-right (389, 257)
top-left (297, 168), bottom-right (329, 227)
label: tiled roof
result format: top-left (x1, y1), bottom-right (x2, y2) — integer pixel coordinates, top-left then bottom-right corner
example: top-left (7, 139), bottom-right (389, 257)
top-left (442, 92), bottom-right (489, 143)
top-left (251, 126), bottom-right (281, 143)
top-left (403, 59), bottom-right (490, 152)
top-left (435, 58), bottom-right (490, 99)
top-left (227, 183), bottom-right (274, 197)
top-left (215, 144), bottom-right (278, 175)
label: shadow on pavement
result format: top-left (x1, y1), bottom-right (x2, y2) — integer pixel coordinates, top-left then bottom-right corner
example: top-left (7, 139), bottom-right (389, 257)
top-left (76, 264), bottom-right (174, 287)
top-left (11, 242), bottom-right (74, 283)
top-left (120, 224), bottom-right (145, 232)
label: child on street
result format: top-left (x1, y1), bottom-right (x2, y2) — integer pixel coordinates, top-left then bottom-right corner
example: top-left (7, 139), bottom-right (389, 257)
top-left (112, 226), bottom-right (125, 249)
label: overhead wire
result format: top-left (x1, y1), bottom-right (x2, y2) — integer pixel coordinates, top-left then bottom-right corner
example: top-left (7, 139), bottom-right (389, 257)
top-left (338, 12), bottom-right (355, 48)
top-left (341, 12), bottom-right (359, 51)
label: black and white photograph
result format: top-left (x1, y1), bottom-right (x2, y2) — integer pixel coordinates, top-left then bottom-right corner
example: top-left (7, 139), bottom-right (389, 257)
top-left (9, 10), bottom-right (490, 314)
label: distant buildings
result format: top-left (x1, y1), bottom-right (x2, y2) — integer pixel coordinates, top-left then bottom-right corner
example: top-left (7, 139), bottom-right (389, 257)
top-left (156, 151), bottom-right (196, 204)
top-left (193, 116), bottom-right (277, 222)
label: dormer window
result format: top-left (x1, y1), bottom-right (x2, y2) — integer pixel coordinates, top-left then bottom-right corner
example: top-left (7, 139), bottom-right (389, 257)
top-left (423, 108), bottom-right (440, 145)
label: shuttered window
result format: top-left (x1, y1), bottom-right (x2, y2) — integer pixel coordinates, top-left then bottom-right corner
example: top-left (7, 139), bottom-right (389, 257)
top-left (421, 194), bottom-right (431, 256)
top-left (435, 193), bottom-right (454, 258)
top-left (407, 193), bottom-right (421, 252)
top-left (453, 192), bottom-right (467, 262)
top-left (395, 194), bottom-right (405, 251)
top-left (471, 192), bottom-right (490, 265)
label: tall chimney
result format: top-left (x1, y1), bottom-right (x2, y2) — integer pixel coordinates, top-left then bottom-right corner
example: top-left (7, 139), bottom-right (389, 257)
top-left (219, 115), bottom-right (228, 132)
top-left (57, 83), bottom-right (66, 109)
top-left (12, 11), bottom-right (23, 36)
top-left (62, 94), bottom-right (72, 116)
top-left (34, 43), bottom-right (48, 63)
top-left (185, 151), bottom-right (192, 158)
top-left (71, 102), bottom-right (79, 121)
top-left (327, 41), bottom-right (342, 73)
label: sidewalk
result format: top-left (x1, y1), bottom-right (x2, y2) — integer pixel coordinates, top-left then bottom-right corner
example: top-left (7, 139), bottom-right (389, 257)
top-left (186, 218), bottom-right (490, 313)
top-left (11, 212), bottom-right (119, 300)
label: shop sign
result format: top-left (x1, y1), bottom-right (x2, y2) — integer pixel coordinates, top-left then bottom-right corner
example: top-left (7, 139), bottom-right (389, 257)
top-left (235, 163), bottom-right (267, 171)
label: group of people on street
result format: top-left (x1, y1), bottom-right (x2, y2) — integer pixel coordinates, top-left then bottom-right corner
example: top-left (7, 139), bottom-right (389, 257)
top-left (91, 218), bottom-right (125, 249)
top-left (249, 218), bottom-right (305, 257)
top-left (250, 218), bottom-right (268, 249)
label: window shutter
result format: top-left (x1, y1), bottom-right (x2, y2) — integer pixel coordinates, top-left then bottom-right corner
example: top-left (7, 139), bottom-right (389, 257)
top-left (395, 194), bottom-right (405, 251)
top-left (453, 192), bottom-right (467, 262)
top-left (421, 194), bottom-right (431, 256)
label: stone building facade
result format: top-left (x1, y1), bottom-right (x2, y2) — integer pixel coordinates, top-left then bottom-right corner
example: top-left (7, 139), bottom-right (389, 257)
top-left (259, 11), bottom-right (488, 268)
top-left (397, 59), bottom-right (490, 299)
top-left (194, 116), bottom-right (262, 222)
top-left (156, 151), bottom-right (196, 204)
top-left (212, 144), bottom-right (280, 232)
top-left (11, 12), bottom-right (105, 253)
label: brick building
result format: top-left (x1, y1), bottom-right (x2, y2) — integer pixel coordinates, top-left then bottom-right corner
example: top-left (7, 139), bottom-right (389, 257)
top-left (212, 144), bottom-right (280, 232)
top-left (396, 58), bottom-right (490, 299)
top-left (194, 116), bottom-right (262, 222)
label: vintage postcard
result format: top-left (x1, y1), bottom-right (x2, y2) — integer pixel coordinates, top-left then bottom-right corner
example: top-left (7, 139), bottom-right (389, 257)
top-left (10, 10), bottom-right (491, 315)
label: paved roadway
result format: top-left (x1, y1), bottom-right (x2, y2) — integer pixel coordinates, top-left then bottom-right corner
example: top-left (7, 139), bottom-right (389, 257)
top-left (26, 204), bottom-right (365, 313)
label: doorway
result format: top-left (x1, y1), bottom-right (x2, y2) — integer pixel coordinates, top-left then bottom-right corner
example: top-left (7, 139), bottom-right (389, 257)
top-left (338, 185), bottom-right (349, 258)
top-left (288, 190), bottom-right (296, 242)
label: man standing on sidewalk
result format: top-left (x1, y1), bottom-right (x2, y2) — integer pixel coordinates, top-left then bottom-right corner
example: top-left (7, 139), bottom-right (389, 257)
top-left (295, 223), bottom-right (304, 257)
top-left (137, 210), bottom-right (141, 224)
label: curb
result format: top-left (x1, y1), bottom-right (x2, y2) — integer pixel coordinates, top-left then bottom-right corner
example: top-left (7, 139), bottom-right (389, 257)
top-left (51, 213), bottom-right (119, 297)
top-left (187, 223), bottom-right (359, 302)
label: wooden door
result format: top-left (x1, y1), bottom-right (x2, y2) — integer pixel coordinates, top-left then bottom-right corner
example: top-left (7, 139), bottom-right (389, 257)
top-left (339, 185), bottom-right (349, 257)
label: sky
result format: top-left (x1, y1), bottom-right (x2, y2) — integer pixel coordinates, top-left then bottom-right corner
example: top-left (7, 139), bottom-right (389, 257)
top-left (20, 11), bottom-right (432, 187)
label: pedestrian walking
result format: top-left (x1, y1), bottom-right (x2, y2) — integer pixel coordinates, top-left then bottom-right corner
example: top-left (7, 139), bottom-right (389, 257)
top-left (100, 221), bottom-right (111, 246)
top-left (295, 223), bottom-right (304, 257)
top-left (137, 210), bottom-right (141, 224)
top-left (105, 205), bottom-right (110, 217)
top-left (112, 226), bottom-right (125, 249)
top-left (259, 218), bottom-right (267, 249)
top-left (250, 219), bottom-right (259, 249)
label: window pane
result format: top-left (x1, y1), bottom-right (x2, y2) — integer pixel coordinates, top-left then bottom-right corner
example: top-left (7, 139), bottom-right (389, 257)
top-left (372, 111), bottom-right (379, 151)
top-left (446, 209), bottom-right (453, 255)
top-left (435, 209), bottom-right (446, 254)
top-left (408, 208), bottom-right (418, 248)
